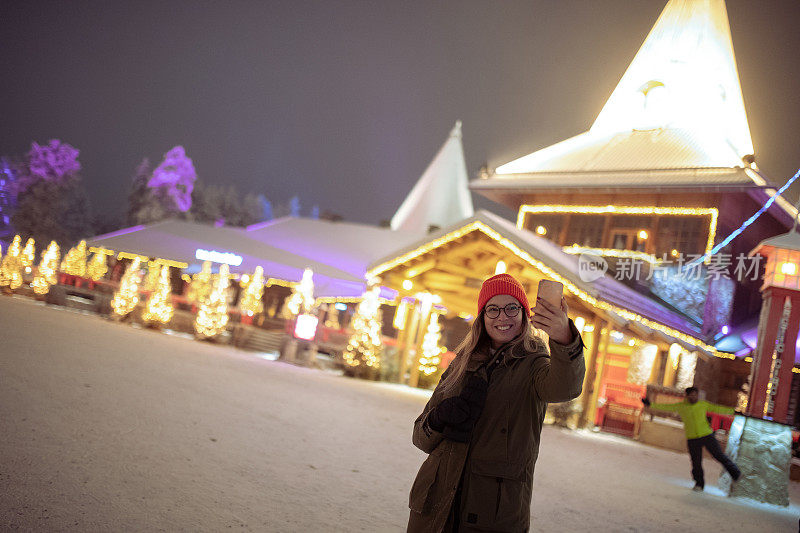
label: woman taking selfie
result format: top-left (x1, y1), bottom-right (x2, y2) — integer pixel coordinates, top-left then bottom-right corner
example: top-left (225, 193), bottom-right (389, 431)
top-left (407, 273), bottom-right (585, 533)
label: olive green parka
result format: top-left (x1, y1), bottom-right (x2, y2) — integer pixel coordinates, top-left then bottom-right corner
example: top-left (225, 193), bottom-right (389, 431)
top-left (407, 325), bottom-right (585, 533)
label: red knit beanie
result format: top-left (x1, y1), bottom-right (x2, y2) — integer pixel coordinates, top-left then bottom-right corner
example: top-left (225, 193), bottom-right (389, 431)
top-left (477, 273), bottom-right (530, 316)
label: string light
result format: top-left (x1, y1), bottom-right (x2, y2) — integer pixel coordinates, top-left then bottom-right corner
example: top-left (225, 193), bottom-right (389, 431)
top-left (61, 240), bottom-right (88, 277)
top-left (194, 263), bottom-right (230, 338)
top-left (111, 257), bottom-right (143, 317)
top-left (281, 268), bottom-right (315, 318)
top-left (418, 312), bottom-right (445, 375)
top-left (516, 204), bottom-right (718, 258)
top-left (186, 261), bottom-right (213, 306)
top-left (684, 166), bottom-right (800, 268)
top-left (367, 220), bottom-right (721, 356)
top-left (31, 241), bottom-right (60, 294)
top-left (562, 245), bottom-right (659, 264)
top-left (141, 264), bottom-right (174, 325)
top-left (0, 235), bottom-right (23, 289)
top-left (86, 251), bottom-right (109, 281)
top-left (238, 266), bottom-right (265, 317)
top-left (343, 284), bottom-right (383, 370)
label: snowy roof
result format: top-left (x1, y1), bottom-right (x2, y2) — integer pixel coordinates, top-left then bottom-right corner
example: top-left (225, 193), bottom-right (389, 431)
top-left (750, 228), bottom-right (800, 255)
top-left (370, 209), bottom-right (704, 341)
top-left (475, 0), bottom-right (759, 190)
top-left (390, 121), bottom-right (474, 233)
top-left (87, 219), bottom-right (368, 298)
top-left (244, 216), bottom-right (424, 280)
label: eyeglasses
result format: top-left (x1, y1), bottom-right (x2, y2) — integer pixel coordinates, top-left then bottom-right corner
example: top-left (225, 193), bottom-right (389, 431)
top-left (484, 303), bottom-right (522, 319)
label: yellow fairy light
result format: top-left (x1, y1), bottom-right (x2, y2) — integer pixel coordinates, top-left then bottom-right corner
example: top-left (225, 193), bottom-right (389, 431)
top-left (31, 241), bottom-right (60, 295)
top-left (516, 204), bottom-right (718, 258)
top-left (111, 257), bottom-right (143, 317)
top-left (418, 313), bottom-right (444, 376)
top-left (393, 299), bottom-right (409, 330)
top-left (238, 266), bottom-right (265, 317)
top-left (494, 260), bottom-right (507, 274)
top-left (402, 279), bottom-right (413, 291)
top-left (194, 263), bottom-right (231, 338)
top-left (0, 235), bottom-right (24, 289)
top-left (61, 240), bottom-right (88, 277)
top-left (343, 285), bottom-right (383, 370)
top-left (535, 225), bottom-right (547, 236)
top-left (21, 238), bottom-right (35, 272)
top-left (367, 219), bottom-right (722, 357)
top-left (86, 251), bottom-right (109, 281)
top-left (141, 264), bottom-right (174, 325)
top-left (281, 268), bottom-right (315, 318)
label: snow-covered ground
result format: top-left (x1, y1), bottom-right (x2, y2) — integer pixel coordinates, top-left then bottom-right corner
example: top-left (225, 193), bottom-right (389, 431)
top-left (1, 295), bottom-right (798, 532)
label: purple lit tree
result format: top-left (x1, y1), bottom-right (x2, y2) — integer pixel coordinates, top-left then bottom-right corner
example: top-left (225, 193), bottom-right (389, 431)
top-left (147, 146), bottom-right (196, 212)
top-left (26, 139), bottom-right (81, 184)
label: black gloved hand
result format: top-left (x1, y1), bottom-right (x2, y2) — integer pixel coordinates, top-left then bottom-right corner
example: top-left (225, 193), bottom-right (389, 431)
top-left (440, 373), bottom-right (489, 443)
top-left (428, 396), bottom-right (470, 433)
top-left (641, 397), bottom-right (651, 407)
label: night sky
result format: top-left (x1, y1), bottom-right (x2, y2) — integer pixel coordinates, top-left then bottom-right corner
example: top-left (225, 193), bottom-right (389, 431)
top-left (2, 1), bottom-right (799, 226)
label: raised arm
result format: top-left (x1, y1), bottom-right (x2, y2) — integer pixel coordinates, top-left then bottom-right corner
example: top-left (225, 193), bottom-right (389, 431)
top-left (530, 297), bottom-right (586, 402)
top-left (702, 400), bottom-right (735, 416)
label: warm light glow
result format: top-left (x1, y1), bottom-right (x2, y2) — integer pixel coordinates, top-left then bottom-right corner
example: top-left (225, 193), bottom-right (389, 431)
top-left (194, 263), bottom-right (231, 338)
top-left (294, 313), bottom-right (319, 341)
top-left (111, 257), bottom-right (143, 317)
top-left (31, 241), bottom-right (60, 295)
top-left (574, 316), bottom-right (586, 332)
top-left (668, 343), bottom-right (682, 370)
top-left (671, 249), bottom-right (679, 257)
top-left (494, 260), bottom-right (507, 274)
top-left (141, 265), bottom-right (174, 325)
top-left (780, 262), bottom-right (797, 276)
top-left (628, 339), bottom-right (636, 347)
top-left (238, 266), bottom-right (265, 317)
top-left (367, 219), bottom-right (721, 357)
top-left (638, 230), bottom-right (649, 240)
top-left (343, 285), bottom-right (384, 369)
top-left (517, 204), bottom-right (718, 258)
top-left (402, 279), bottom-right (413, 291)
top-left (393, 300), bottom-right (409, 330)
top-left (282, 268), bottom-right (315, 318)
top-left (535, 225), bottom-right (547, 236)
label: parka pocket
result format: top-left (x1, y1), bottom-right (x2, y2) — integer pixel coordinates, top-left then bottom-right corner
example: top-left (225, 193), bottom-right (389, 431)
top-left (408, 449), bottom-right (443, 513)
top-left (462, 459), bottom-right (527, 531)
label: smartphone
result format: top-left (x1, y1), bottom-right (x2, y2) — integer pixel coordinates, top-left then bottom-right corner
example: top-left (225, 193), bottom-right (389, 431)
top-left (536, 279), bottom-right (563, 308)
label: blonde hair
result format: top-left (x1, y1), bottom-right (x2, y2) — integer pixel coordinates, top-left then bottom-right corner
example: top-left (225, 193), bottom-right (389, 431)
top-left (438, 310), bottom-right (546, 396)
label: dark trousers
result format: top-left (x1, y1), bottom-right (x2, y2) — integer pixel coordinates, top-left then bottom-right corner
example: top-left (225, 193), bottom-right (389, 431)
top-left (687, 434), bottom-right (740, 487)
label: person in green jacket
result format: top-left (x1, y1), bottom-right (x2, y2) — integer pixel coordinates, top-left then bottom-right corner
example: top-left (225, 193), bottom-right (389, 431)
top-left (642, 387), bottom-right (741, 491)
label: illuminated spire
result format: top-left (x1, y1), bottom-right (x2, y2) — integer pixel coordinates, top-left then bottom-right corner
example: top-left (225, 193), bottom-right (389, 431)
top-left (496, 0), bottom-right (755, 175)
top-left (391, 121), bottom-right (474, 233)
top-left (591, 0), bottom-right (753, 157)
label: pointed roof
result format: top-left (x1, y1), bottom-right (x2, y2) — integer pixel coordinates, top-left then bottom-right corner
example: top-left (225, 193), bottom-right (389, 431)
top-left (476, 0), bottom-right (761, 187)
top-left (391, 121), bottom-right (474, 233)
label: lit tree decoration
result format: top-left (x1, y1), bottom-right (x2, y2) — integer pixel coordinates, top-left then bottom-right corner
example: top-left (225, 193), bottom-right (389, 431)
top-left (280, 268), bottom-right (315, 318)
top-left (20, 238), bottom-right (35, 273)
top-left (418, 313), bottom-right (445, 376)
top-left (194, 263), bottom-right (230, 338)
top-left (141, 265), bottom-right (174, 325)
top-left (186, 261), bottom-right (213, 306)
top-left (147, 146), bottom-right (197, 212)
top-left (111, 257), bottom-right (143, 317)
top-left (31, 241), bottom-right (60, 294)
top-left (343, 285), bottom-right (383, 370)
top-left (238, 266), bottom-right (265, 317)
top-left (86, 250), bottom-right (109, 281)
top-left (60, 240), bottom-right (87, 277)
top-left (0, 235), bottom-right (23, 289)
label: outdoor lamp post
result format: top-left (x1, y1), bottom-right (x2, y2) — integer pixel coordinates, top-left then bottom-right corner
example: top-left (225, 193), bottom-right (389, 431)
top-left (720, 226), bottom-right (800, 505)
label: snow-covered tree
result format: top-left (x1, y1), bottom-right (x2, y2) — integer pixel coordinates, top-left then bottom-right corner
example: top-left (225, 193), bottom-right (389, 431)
top-left (148, 146), bottom-right (196, 212)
